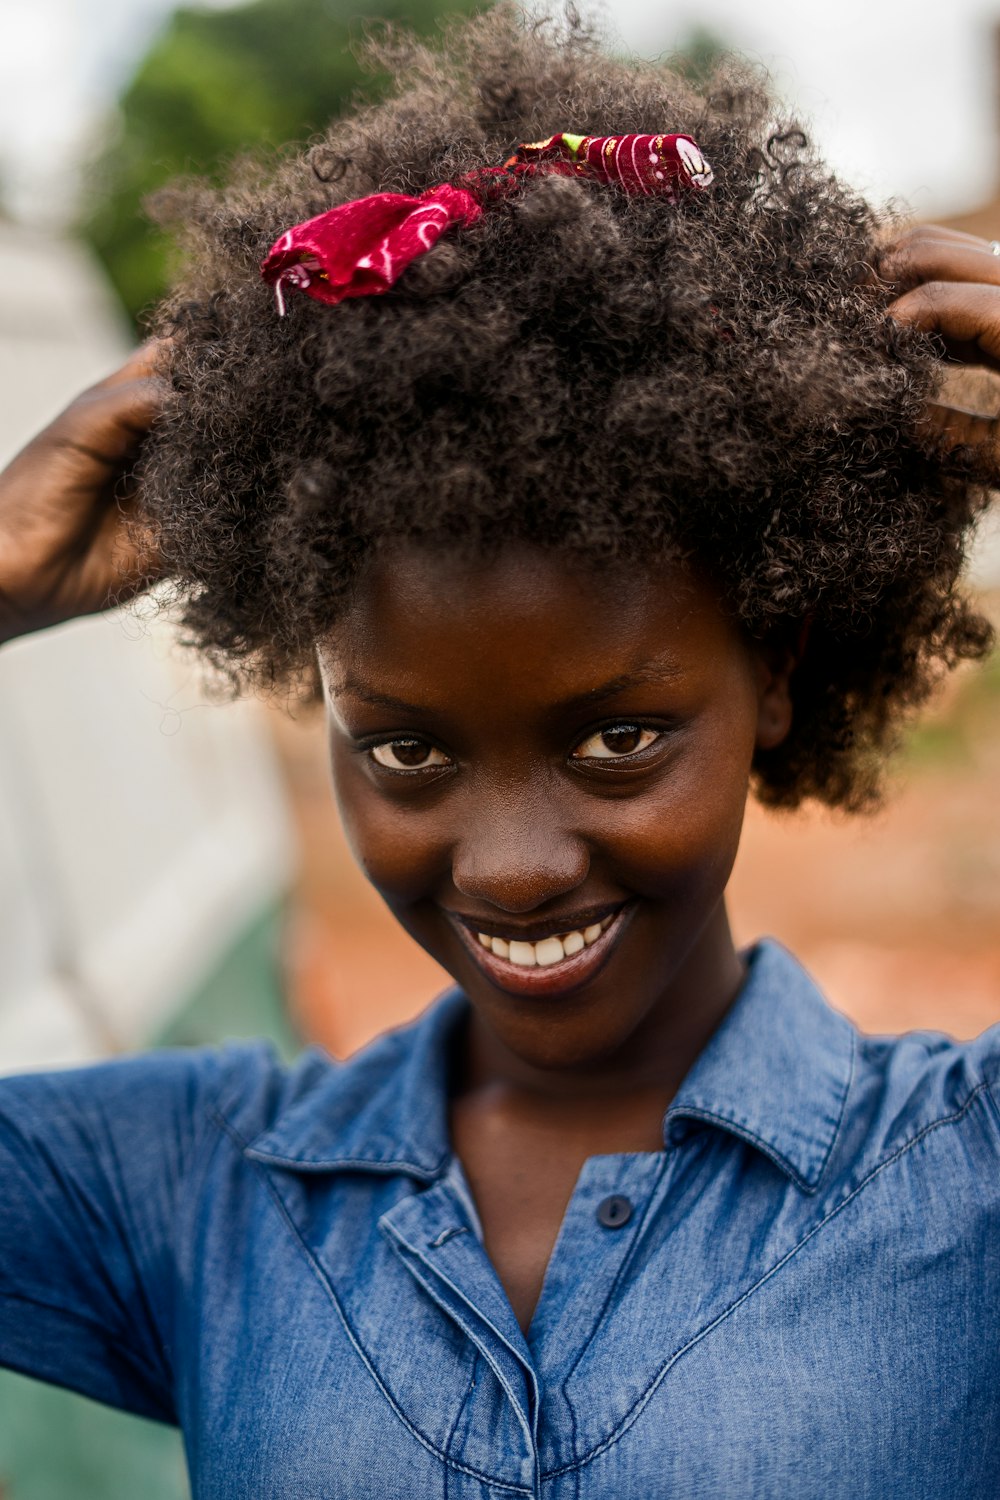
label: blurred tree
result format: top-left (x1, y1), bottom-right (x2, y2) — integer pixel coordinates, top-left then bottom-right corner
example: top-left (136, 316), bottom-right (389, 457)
top-left (667, 24), bottom-right (731, 86)
top-left (80, 0), bottom-right (486, 327)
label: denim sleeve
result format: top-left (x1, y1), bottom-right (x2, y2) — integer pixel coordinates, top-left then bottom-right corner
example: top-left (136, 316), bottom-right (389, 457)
top-left (0, 1042), bottom-right (273, 1424)
top-left (974, 1024), bottom-right (1000, 1133)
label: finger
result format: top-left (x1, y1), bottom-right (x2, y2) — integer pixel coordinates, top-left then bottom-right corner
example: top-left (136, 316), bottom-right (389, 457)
top-left (880, 223), bottom-right (996, 254)
top-left (7, 375), bottom-right (166, 498)
top-left (95, 337), bottom-right (172, 392)
top-left (879, 232), bottom-right (1000, 293)
top-left (878, 224), bottom-right (1000, 266)
top-left (887, 281), bottom-right (1000, 371)
top-left (922, 400), bottom-right (1000, 454)
top-left (89, 500), bottom-right (163, 604)
top-left (861, 223), bottom-right (983, 289)
top-left (56, 375), bottom-right (165, 464)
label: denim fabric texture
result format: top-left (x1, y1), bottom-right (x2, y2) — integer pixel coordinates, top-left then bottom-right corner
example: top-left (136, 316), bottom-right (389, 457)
top-left (1, 938), bottom-right (998, 1498)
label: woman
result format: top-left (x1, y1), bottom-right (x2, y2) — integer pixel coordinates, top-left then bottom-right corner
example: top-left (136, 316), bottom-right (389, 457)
top-left (0, 10), bottom-right (997, 1496)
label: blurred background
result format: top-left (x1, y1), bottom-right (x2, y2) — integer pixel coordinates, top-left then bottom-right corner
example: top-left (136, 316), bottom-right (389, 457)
top-left (0, 0), bottom-right (999, 1494)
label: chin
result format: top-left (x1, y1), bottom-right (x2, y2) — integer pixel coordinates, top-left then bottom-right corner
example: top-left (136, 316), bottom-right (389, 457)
top-left (469, 977), bottom-right (654, 1072)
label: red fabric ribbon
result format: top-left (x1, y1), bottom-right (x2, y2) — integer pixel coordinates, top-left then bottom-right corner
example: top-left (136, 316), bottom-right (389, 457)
top-left (261, 132), bottom-right (713, 314)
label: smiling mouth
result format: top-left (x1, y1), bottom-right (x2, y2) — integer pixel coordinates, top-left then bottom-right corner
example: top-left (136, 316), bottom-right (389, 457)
top-left (450, 904), bottom-right (633, 998)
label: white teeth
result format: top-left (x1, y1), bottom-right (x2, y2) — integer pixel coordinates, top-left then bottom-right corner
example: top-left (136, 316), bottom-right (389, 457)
top-left (474, 914), bottom-right (618, 967)
top-left (535, 936), bottom-right (566, 967)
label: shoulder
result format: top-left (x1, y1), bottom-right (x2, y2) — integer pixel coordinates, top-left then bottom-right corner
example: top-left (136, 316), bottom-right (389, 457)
top-left (0, 1038), bottom-right (292, 1168)
top-left (837, 1014), bottom-right (1000, 1176)
top-left (0, 990), bottom-right (462, 1180)
top-left (731, 940), bottom-right (1000, 1190)
top-left (855, 1017), bottom-right (1000, 1108)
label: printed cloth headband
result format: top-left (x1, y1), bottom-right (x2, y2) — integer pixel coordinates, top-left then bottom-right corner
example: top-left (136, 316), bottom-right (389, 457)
top-left (261, 131), bottom-right (713, 314)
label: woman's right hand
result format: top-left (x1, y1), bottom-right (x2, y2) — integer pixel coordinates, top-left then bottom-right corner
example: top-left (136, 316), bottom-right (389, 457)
top-left (0, 340), bottom-right (167, 645)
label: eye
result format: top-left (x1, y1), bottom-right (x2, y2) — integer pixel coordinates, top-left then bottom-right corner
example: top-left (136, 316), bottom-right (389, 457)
top-left (370, 738), bottom-right (451, 771)
top-left (573, 723), bottom-right (661, 760)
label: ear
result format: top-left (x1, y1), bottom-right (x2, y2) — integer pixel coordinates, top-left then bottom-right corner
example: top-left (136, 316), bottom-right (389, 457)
top-left (752, 634), bottom-right (800, 752)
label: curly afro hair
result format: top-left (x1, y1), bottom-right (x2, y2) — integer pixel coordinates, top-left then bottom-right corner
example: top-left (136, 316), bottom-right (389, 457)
top-left (139, 3), bottom-right (994, 812)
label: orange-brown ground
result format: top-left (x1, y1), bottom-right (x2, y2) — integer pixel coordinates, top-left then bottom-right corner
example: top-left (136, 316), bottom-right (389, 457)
top-left (272, 598), bottom-right (1000, 1056)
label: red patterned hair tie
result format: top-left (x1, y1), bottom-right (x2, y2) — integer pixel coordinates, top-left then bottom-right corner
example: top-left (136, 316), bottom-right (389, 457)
top-left (261, 131), bottom-right (713, 314)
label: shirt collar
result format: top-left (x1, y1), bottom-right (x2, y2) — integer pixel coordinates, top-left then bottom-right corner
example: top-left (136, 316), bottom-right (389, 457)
top-left (664, 938), bottom-right (856, 1193)
top-left (244, 986), bottom-right (463, 1179)
top-left (244, 938), bottom-right (855, 1195)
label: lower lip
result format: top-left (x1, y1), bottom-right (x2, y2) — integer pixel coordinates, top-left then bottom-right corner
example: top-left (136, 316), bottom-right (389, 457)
top-left (453, 906), bottom-right (634, 998)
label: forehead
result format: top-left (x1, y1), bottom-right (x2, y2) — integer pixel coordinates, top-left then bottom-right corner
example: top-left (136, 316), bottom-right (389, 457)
top-left (317, 542), bottom-right (742, 705)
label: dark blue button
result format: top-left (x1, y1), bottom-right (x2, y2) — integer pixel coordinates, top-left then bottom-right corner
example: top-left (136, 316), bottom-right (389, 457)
top-left (596, 1194), bottom-right (633, 1229)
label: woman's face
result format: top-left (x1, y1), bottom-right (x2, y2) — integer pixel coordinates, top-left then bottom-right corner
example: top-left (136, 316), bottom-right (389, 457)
top-left (317, 542), bottom-right (793, 1075)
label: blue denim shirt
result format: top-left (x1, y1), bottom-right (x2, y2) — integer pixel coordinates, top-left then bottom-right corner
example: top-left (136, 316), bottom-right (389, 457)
top-left (1, 938), bottom-right (998, 1498)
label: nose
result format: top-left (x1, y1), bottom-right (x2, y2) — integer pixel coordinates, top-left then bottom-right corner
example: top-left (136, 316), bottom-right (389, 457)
top-left (449, 784), bottom-right (590, 913)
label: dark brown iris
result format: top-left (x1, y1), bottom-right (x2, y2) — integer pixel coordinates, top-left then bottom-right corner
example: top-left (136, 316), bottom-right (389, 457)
top-left (600, 724), bottom-right (643, 755)
top-left (391, 739), bottom-right (432, 766)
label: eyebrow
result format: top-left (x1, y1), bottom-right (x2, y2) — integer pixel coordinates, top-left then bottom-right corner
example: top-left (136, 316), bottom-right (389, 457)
top-left (553, 660), bottom-right (684, 714)
top-left (332, 658), bottom-right (683, 718)
top-left (333, 684), bottom-right (428, 715)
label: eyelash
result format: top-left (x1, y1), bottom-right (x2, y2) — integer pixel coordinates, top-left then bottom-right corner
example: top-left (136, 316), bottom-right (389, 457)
top-left (362, 721), bottom-right (670, 775)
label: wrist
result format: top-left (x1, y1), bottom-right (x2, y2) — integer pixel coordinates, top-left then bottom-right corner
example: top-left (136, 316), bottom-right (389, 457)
top-left (0, 583), bottom-right (31, 647)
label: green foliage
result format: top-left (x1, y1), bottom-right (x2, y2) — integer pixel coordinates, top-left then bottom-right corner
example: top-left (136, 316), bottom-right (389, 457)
top-left (666, 24), bottom-right (731, 87)
top-left (904, 638), bottom-right (1000, 769)
top-left (80, 0), bottom-right (485, 326)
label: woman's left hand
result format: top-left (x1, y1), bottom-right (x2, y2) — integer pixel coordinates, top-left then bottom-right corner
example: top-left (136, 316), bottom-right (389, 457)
top-left (881, 224), bottom-right (1000, 455)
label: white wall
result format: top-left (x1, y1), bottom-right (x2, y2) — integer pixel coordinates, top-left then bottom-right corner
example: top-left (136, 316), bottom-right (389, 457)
top-left (0, 225), bottom-right (294, 1072)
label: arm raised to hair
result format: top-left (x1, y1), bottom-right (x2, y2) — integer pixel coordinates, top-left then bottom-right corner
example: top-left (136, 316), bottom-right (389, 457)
top-left (0, 341), bottom-right (165, 646)
top-left (882, 223), bottom-right (1000, 457)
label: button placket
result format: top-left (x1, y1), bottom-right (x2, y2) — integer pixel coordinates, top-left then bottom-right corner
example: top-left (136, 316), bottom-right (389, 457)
top-left (525, 1152), bottom-right (671, 1477)
top-left (527, 1153), bottom-right (667, 1349)
top-left (378, 1178), bottom-right (541, 1490)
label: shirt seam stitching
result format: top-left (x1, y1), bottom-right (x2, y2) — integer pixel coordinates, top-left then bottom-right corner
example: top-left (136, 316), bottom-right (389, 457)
top-left (544, 1079), bottom-right (993, 1479)
top-left (379, 1215), bottom-right (538, 1453)
top-left (242, 1150), bottom-right (442, 1177)
top-left (443, 1351), bottom-right (481, 1490)
top-left (209, 1107), bottom-right (533, 1496)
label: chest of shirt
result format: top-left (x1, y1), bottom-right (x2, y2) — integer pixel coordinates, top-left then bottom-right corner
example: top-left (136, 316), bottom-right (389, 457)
top-left (173, 1108), bottom-right (1000, 1499)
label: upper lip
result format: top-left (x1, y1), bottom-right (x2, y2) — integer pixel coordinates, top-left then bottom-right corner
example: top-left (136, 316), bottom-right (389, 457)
top-left (446, 900), bottom-right (629, 944)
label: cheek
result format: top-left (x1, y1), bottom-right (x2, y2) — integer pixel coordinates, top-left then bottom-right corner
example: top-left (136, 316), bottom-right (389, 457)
top-left (330, 752), bottom-right (448, 901)
top-left (598, 717), bottom-right (754, 895)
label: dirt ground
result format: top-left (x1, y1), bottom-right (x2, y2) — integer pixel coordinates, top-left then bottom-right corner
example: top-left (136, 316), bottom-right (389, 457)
top-left (271, 596), bottom-right (1000, 1056)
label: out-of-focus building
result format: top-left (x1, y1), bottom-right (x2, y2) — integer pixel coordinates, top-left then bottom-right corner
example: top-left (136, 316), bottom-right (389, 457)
top-left (0, 221), bottom-right (297, 1072)
top-left (0, 220), bottom-right (299, 1498)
